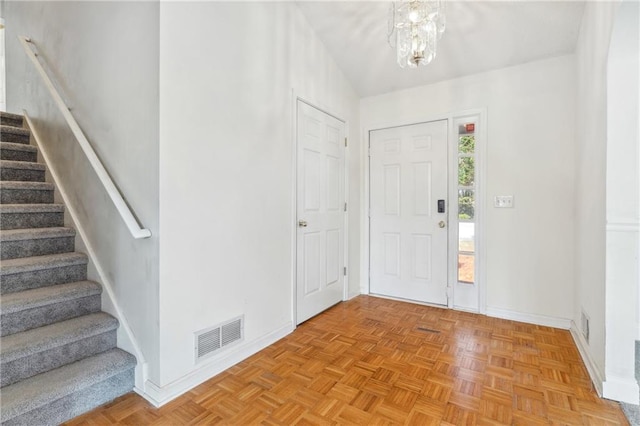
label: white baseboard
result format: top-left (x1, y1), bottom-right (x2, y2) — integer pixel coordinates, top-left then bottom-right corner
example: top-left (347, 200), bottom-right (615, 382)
top-left (485, 307), bottom-right (572, 329)
top-left (570, 320), bottom-right (604, 396)
top-left (347, 291), bottom-right (361, 300)
top-left (24, 112), bottom-right (148, 388)
top-left (603, 375), bottom-right (640, 404)
top-left (137, 322), bottom-right (294, 407)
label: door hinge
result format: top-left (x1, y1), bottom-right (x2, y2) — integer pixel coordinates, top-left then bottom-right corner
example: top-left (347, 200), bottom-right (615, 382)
top-left (344, 202), bottom-right (347, 212)
top-left (344, 137), bottom-right (348, 147)
top-left (344, 266), bottom-right (347, 276)
top-left (368, 146), bottom-right (371, 157)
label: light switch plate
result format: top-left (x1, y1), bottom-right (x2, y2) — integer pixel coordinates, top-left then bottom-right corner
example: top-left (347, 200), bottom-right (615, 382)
top-left (494, 195), bottom-right (514, 208)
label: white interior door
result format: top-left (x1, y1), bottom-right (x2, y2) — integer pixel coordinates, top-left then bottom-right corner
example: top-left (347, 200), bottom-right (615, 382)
top-left (370, 120), bottom-right (448, 305)
top-left (296, 100), bottom-right (345, 324)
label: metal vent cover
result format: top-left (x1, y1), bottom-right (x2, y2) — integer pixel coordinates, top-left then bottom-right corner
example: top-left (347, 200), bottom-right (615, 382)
top-left (222, 318), bottom-right (243, 346)
top-left (195, 315), bottom-right (244, 362)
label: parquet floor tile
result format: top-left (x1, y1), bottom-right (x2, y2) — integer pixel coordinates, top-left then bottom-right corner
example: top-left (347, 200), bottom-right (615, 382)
top-left (63, 295), bottom-right (629, 425)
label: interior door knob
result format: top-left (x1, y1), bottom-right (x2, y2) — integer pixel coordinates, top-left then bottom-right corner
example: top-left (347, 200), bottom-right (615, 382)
top-left (298, 220), bottom-right (308, 228)
top-left (438, 221), bottom-right (446, 228)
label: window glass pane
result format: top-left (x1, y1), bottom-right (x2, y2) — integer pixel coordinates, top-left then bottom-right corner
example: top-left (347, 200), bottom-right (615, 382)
top-left (458, 189), bottom-right (475, 220)
top-left (458, 135), bottom-right (475, 154)
top-left (458, 223), bottom-right (475, 253)
top-left (458, 157), bottom-right (475, 186)
top-left (458, 254), bottom-right (475, 283)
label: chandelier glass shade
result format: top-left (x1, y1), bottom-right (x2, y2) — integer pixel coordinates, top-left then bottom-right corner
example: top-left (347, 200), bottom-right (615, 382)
top-left (388, 0), bottom-right (446, 68)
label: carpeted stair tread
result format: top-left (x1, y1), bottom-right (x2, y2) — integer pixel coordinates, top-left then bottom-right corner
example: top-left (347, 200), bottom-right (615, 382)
top-left (0, 204), bottom-right (66, 230)
top-left (0, 252), bottom-right (86, 276)
top-left (0, 143), bottom-right (37, 162)
top-left (0, 142), bottom-right (37, 153)
top-left (0, 348), bottom-right (136, 423)
top-left (0, 125), bottom-right (29, 133)
top-left (0, 160), bottom-right (45, 171)
top-left (0, 252), bottom-right (88, 294)
top-left (1, 313), bottom-right (117, 363)
top-left (0, 126), bottom-right (30, 144)
top-left (0, 111), bottom-right (24, 123)
top-left (1, 159), bottom-right (46, 182)
top-left (0, 281), bottom-right (101, 315)
top-left (0, 181), bottom-right (54, 204)
top-left (0, 226), bottom-right (75, 242)
top-left (0, 181), bottom-right (53, 191)
top-left (0, 203), bottom-right (64, 214)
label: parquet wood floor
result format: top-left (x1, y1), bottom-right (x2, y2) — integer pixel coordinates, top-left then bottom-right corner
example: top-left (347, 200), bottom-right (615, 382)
top-left (64, 296), bottom-right (629, 425)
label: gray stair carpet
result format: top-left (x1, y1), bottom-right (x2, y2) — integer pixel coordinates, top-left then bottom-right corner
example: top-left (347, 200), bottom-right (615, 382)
top-left (0, 142), bottom-right (38, 162)
top-left (0, 111), bottom-right (136, 425)
top-left (0, 204), bottom-right (65, 230)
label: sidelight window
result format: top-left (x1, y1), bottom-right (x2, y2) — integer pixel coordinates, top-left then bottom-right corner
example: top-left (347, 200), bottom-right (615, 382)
top-left (457, 124), bottom-right (475, 284)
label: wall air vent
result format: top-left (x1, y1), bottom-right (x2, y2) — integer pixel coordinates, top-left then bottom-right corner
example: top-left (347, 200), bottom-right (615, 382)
top-left (195, 315), bottom-right (244, 362)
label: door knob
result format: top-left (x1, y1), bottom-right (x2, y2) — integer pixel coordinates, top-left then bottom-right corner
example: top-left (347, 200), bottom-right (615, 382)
top-left (298, 220), bottom-right (308, 228)
top-left (438, 221), bottom-right (446, 228)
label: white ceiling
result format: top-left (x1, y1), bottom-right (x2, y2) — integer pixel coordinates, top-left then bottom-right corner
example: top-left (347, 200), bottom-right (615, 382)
top-left (295, 1), bottom-right (586, 97)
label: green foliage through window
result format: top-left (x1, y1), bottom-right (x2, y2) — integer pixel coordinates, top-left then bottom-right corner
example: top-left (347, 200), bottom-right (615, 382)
top-left (458, 157), bottom-right (475, 186)
top-left (458, 189), bottom-right (474, 220)
top-left (458, 135), bottom-right (475, 154)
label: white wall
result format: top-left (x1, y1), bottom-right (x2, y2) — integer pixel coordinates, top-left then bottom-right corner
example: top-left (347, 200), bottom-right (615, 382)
top-left (604, 0), bottom-right (639, 404)
top-left (361, 55), bottom-right (576, 324)
top-left (573, 0), bottom-right (618, 393)
top-left (4, 1), bottom-right (161, 383)
top-left (156, 2), bottom-right (360, 400)
top-left (0, 28), bottom-right (5, 112)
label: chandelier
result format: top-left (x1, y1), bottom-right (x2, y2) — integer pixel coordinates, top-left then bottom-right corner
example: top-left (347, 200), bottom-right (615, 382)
top-left (388, 0), bottom-right (446, 68)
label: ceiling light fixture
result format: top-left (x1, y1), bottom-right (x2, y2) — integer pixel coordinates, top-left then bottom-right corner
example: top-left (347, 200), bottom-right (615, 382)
top-left (388, 0), bottom-right (446, 68)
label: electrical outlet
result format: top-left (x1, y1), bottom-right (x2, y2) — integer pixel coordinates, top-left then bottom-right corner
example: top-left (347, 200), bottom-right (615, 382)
top-left (581, 310), bottom-right (590, 343)
top-left (494, 195), bottom-right (514, 208)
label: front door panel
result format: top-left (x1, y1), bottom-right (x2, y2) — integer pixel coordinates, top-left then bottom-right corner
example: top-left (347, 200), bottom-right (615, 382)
top-left (370, 120), bottom-right (448, 305)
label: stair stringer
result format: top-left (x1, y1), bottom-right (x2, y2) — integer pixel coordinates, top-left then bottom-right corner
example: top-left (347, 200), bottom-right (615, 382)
top-left (23, 111), bottom-right (148, 391)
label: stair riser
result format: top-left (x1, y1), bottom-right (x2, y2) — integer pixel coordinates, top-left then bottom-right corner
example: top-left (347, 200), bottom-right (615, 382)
top-left (0, 149), bottom-right (37, 162)
top-left (0, 132), bottom-right (30, 144)
top-left (1, 295), bottom-right (101, 336)
top-left (0, 188), bottom-right (54, 204)
top-left (0, 118), bottom-right (24, 128)
top-left (2, 368), bottom-right (134, 426)
top-left (1, 236), bottom-right (75, 260)
top-left (1, 331), bottom-right (116, 387)
top-left (1, 168), bottom-right (45, 182)
top-left (0, 212), bottom-right (65, 230)
top-left (1, 264), bottom-right (87, 294)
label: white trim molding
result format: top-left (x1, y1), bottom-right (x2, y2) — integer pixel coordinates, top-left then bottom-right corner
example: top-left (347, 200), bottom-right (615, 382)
top-left (570, 320), bottom-right (604, 397)
top-left (603, 375), bottom-right (640, 404)
top-left (485, 306), bottom-right (572, 330)
top-left (139, 322), bottom-right (294, 407)
top-left (606, 219), bottom-right (640, 233)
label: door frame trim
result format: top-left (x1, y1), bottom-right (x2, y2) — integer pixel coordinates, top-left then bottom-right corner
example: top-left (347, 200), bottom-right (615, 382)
top-left (362, 108), bottom-right (487, 313)
top-left (291, 92), bottom-right (349, 327)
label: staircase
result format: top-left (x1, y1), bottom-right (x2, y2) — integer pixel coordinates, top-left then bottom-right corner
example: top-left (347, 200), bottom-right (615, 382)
top-left (0, 111), bottom-right (136, 425)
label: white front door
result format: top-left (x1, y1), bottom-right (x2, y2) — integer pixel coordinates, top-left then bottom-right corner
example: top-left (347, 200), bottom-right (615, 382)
top-left (369, 120), bottom-right (448, 305)
top-left (296, 100), bottom-right (345, 324)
